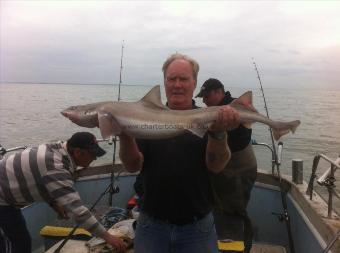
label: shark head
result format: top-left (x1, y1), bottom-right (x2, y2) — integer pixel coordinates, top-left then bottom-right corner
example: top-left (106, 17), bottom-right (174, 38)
top-left (61, 103), bottom-right (101, 128)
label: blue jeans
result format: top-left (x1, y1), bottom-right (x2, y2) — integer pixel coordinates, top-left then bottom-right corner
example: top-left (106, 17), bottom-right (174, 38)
top-left (134, 212), bottom-right (219, 253)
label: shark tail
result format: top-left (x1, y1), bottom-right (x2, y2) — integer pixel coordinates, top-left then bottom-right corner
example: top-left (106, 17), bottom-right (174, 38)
top-left (272, 120), bottom-right (301, 141)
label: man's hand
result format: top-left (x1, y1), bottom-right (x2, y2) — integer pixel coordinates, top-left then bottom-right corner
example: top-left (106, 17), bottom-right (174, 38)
top-left (210, 105), bottom-right (240, 132)
top-left (50, 202), bottom-right (69, 219)
top-left (102, 231), bottom-right (127, 253)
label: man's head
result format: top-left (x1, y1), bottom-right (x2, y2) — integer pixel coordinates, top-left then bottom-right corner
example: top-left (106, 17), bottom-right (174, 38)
top-left (67, 132), bottom-right (106, 167)
top-left (196, 78), bottom-right (225, 107)
top-left (162, 53), bottom-right (199, 110)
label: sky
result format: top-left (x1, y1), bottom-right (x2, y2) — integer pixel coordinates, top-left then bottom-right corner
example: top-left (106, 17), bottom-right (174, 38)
top-left (1, 1), bottom-right (340, 90)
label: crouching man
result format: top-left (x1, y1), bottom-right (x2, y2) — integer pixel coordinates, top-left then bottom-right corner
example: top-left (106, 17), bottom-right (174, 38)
top-left (0, 132), bottom-right (126, 253)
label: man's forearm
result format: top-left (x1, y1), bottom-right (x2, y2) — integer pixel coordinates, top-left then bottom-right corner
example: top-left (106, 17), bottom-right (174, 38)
top-left (119, 133), bottom-right (143, 172)
top-left (206, 132), bottom-right (231, 173)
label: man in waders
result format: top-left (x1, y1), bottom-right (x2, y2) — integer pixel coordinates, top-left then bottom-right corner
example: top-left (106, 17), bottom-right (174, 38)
top-left (196, 78), bottom-right (258, 253)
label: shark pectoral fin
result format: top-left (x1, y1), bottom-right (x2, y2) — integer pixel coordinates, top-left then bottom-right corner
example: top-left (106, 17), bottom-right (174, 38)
top-left (272, 129), bottom-right (290, 141)
top-left (98, 111), bottom-right (122, 139)
top-left (187, 128), bottom-right (207, 138)
top-left (187, 123), bottom-right (209, 138)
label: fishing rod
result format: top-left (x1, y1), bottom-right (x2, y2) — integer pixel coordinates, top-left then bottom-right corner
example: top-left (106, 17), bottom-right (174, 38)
top-left (252, 59), bottom-right (277, 174)
top-left (109, 40), bottom-right (125, 206)
top-left (55, 42), bottom-right (126, 252)
top-left (118, 40), bottom-right (124, 102)
top-left (252, 59), bottom-right (296, 253)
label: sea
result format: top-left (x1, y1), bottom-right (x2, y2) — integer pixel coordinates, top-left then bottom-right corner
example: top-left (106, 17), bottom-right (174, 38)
top-left (0, 82), bottom-right (340, 212)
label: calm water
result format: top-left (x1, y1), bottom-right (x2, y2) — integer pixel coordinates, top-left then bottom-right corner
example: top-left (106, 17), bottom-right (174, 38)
top-left (1, 83), bottom-right (340, 210)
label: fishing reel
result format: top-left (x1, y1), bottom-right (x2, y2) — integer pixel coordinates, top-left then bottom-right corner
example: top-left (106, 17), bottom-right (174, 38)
top-left (109, 185), bottom-right (120, 195)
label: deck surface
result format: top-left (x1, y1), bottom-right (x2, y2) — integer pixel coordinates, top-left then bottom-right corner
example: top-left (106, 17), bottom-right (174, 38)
top-left (251, 243), bottom-right (286, 253)
top-left (45, 239), bottom-right (134, 253)
top-left (45, 240), bottom-right (286, 253)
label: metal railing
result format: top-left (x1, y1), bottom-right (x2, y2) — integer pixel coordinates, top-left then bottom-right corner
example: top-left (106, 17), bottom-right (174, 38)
top-left (0, 144), bottom-right (28, 159)
top-left (251, 139), bottom-right (284, 176)
top-left (306, 154), bottom-right (340, 218)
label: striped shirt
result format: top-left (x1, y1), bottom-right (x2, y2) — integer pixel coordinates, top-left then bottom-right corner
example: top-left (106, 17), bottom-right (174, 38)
top-left (0, 142), bottom-right (106, 237)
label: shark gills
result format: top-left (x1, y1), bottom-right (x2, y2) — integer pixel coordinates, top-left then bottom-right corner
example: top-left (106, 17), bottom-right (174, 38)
top-left (61, 85), bottom-right (300, 140)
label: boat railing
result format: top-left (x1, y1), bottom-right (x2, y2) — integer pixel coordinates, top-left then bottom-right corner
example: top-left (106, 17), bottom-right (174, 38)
top-left (251, 139), bottom-right (284, 176)
top-left (306, 154), bottom-right (340, 218)
top-left (0, 144), bottom-right (28, 159)
top-left (0, 138), bottom-right (121, 178)
top-left (0, 138), bottom-right (114, 161)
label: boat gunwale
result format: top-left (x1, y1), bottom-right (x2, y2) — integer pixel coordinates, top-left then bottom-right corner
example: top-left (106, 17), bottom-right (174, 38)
top-left (256, 169), bottom-right (340, 252)
top-left (23, 163), bottom-right (339, 252)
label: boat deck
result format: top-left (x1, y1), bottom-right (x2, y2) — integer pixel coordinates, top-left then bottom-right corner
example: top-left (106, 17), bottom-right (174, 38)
top-left (24, 166), bottom-right (340, 253)
top-left (45, 239), bottom-right (286, 253)
top-left (251, 243), bottom-right (286, 253)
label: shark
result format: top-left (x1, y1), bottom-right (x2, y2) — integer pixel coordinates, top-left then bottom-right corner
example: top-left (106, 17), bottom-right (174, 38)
top-left (61, 85), bottom-right (301, 140)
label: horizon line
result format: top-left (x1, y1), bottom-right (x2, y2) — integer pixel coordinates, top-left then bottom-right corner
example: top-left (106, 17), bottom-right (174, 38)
top-left (1, 81), bottom-right (339, 91)
top-left (0, 81), bottom-right (156, 87)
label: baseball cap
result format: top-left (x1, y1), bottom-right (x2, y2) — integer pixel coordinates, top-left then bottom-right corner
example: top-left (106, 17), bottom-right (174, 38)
top-left (195, 78), bottom-right (224, 98)
top-left (67, 132), bottom-right (106, 157)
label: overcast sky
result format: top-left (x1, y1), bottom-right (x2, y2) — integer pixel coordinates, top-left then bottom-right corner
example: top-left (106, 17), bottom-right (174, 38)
top-left (1, 1), bottom-right (339, 90)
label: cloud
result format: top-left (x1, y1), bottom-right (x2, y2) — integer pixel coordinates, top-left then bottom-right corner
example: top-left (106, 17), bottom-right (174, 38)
top-left (1, 1), bottom-right (339, 89)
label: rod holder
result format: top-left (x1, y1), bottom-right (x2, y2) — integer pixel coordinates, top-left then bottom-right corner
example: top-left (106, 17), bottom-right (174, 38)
top-left (292, 159), bottom-right (303, 184)
top-left (306, 154), bottom-right (340, 218)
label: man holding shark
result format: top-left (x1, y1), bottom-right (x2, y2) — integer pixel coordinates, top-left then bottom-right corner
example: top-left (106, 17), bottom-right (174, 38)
top-left (61, 53), bottom-right (300, 253)
top-left (119, 53), bottom-right (240, 253)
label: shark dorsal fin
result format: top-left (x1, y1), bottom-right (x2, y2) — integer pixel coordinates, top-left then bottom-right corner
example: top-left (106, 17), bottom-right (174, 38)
top-left (140, 85), bottom-right (168, 110)
top-left (230, 91), bottom-right (256, 129)
top-left (231, 91), bottom-right (253, 106)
